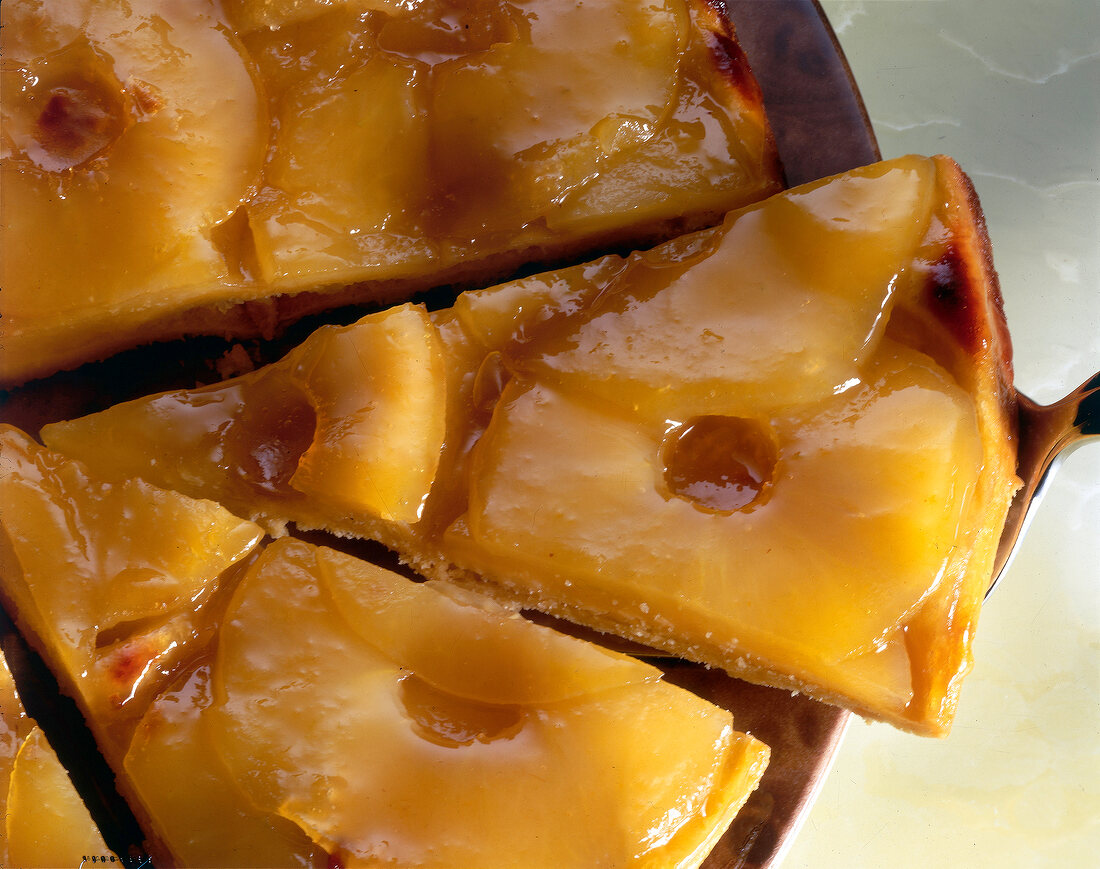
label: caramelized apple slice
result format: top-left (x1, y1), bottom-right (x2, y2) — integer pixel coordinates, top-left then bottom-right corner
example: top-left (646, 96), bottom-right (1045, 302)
top-left (124, 664), bottom-right (326, 868)
top-left (429, 0), bottom-right (687, 237)
top-left (235, 0), bottom-right (779, 292)
top-left (320, 566), bottom-right (650, 705)
top-left (1, 654), bottom-right (114, 866)
top-left (506, 157), bottom-right (937, 421)
top-left (5, 728), bottom-right (113, 865)
top-left (0, 426), bottom-right (263, 746)
top-left (0, 655), bottom-right (29, 851)
top-left (241, 0), bottom-right (688, 285)
top-left (452, 257), bottom-right (625, 352)
top-left (545, 7), bottom-right (776, 235)
top-left (288, 305), bottom-right (447, 522)
top-left (43, 304), bottom-right (447, 531)
top-left (0, 0), bottom-right (267, 384)
top-left (243, 22), bottom-right (439, 289)
top-left (209, 538), bottom-right (768, 867)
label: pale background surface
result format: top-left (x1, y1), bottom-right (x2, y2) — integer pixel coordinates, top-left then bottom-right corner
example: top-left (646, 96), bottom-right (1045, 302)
top-left (783, 1), bottom-right (1100, 866)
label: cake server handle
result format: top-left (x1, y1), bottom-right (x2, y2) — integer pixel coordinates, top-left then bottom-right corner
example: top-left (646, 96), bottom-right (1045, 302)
top-left (988, 370), bottom-right (1100, 595)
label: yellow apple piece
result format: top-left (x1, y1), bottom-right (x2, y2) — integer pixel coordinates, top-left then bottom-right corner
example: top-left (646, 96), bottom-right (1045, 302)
top-left (244, 28), bottom-right (438, 289)
top-left (1, 653), bottom-right (114, 866)
top-left (208, 538), bottom-right (768, 867)
top-left (288, 305), bottom-right (447, 522)
top-left (0, 656), bottom-right (30, 850)
top-left (452, 257), bottom-right (624, 353)
top-left (243, 0), bottom-right (687, 282)
top-left (543, 0), bottom-right (780, 233)
top-left (0, 0), bottom-right (267, 384)
top-left (43, 304), bottom-right (447, 531)
top-left (5, 728), bottom-right (113, 866)
top-left (509, 157), bottom-right (938, 421)
top-left (429, 0), bottom-right (687, 237)
top-left (318, 557), bottom-right (652, 706)
top-left (1, 654), bottom-right (33, 869)
top-left (0, 426), bottom-right (263, 743)
top-left (124, 664), bottom-right (325, 868)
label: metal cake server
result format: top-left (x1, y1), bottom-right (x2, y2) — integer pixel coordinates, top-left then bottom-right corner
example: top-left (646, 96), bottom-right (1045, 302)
top-left (988, 372), bottom-right (1100, 596)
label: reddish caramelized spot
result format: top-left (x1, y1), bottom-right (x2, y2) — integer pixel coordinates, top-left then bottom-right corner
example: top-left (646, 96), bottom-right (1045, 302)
top-left (23, 40), bottom-right (134, 171)
top-left (107, 642), bottom-right (152, 686)
top-left (926, 244), bottom-right (982, 355)
top-left (706, 26), bottom-right (767, 108)
top-left (98, 636), bottom-right (160, 709)
top-left (663, 415), bottom-right (777, 512)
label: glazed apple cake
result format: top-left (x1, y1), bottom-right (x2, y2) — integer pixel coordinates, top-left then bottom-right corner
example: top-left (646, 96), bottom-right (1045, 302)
top-left (0, 0), bottom-right (781, 386)
top-left (41, 156), bottom-right (1020, 735)
top-left (0, 426), bottom-right (769, 867)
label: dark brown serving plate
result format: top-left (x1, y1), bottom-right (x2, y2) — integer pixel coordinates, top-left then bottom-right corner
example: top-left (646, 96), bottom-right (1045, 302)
top-left (0, 1), bottom-right (881, 865)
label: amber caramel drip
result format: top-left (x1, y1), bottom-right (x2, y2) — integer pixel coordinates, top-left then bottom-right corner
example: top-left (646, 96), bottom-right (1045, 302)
top-left (399, 674), bottom-right (524, 749)
top-left (209, 206), bottom-right (263, 284)
top-left (662, 415), bottom-right (777, 513)
top-left (470, 351), bottom-right (511, 427)
top-left (376, 1), bottom-right (521, 64)
top-left (222, 374), bottom-right (317, 497)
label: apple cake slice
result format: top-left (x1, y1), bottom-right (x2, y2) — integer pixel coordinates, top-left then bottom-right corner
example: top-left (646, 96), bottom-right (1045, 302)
top-left (0, 0), bottom-right (780, 386)
top-left (41, 155), bottom-right (1020, 735)
top-left (1, 649), bottom-right (115, 866)
top-left (0, 426), bottom-right (768, 867)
